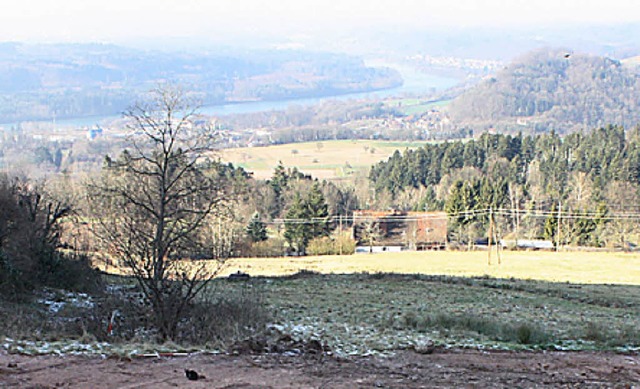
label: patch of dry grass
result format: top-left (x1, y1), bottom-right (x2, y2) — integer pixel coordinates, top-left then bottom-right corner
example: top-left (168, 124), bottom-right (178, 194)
top-left (220, 139), bottom-right (435, 180)
top-left (218, 250), bottom-right (640, 285)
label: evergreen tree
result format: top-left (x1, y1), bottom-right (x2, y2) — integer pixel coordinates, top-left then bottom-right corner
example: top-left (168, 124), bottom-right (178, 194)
top-left (305, 181), bottom-right (330, 238)
top-left (283, 193), bottom-right (311, 254)
top-left (246, 212), bottom-right (267, 242)
top-left (445, 181), bottom-right (467, 240)
top-left (544, 203), bottom-right (558, 242)
top-left (53, 148), bottom-right (63, 169)
top-left (268, 161), bottom-right (288, 217)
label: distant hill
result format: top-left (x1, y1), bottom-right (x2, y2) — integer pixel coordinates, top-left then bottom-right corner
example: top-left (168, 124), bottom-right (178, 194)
top-left (448, 49), bottom-right (640, 133)
top-left (0, 43), bottom-right (402, 124)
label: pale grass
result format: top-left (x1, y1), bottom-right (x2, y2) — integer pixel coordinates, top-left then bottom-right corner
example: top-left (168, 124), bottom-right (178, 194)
top-left (220, 139), bottom-right (433, 179)
top-left (217, 250), bottom-right (640, 285)
top-left (96, 250), bottom-right (640, 285)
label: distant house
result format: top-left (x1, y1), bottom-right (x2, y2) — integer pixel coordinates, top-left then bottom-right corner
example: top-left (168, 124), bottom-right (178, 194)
top-left (86, 127), bottom-right (103, 140)
top-left (352, 210), bottom-right (447, 251)
top-left (355, 245), bottom-right (403, 254)
top-left (500, 239), bottom-right (554, 250)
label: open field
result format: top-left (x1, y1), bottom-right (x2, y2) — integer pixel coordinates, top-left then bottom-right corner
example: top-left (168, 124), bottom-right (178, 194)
top-left (220, 139), bottom-right (435, 180)
top-left (219, 250), bottom-right (640, 285)
top-left (383, 98), bottom-right (452, 116)
top-left (5, 252), bottom-right (640, 386)
top-left (214, 251), bottom-right (640, 354)
top-left (250, 273), bottom-right (640, 353)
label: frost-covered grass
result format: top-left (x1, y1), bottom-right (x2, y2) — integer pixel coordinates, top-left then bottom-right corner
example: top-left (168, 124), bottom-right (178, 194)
top-left (241, 273), bottom-right (640, 355)
top-left (1, 337), bottom-right (222, 357)
top-left (4, 270), bottom-right (640, 357)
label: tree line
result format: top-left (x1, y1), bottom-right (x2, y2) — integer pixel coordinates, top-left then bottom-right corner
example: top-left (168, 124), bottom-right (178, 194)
top-left (369, 126), bottom-right (640, 247)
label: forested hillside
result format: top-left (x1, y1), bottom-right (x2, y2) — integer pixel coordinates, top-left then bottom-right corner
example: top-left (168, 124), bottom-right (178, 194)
top-left (448, 49), bottom-right (640, 133)
top-left (369, 126), bottom-right (640, 246)
top-left (0, 43), bottom-right (401, 123)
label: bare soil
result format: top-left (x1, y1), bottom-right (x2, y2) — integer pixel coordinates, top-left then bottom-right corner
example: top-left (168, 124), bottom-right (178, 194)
top-left (1, 349), bottom-right (639, 388)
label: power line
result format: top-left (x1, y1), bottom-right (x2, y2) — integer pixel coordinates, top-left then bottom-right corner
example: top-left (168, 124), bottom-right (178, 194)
top-left (262, 208), bottom-right (640, 225)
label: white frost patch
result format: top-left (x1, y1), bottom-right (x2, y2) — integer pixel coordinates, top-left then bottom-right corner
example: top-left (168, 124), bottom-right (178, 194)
top-left (2, 338), bottom-right (111, 356)
top-left (37, 289), bottom-right (94, 314)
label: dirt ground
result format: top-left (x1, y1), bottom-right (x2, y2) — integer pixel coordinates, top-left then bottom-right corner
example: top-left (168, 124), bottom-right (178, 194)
top-left (1, 349), bottom-right (639, 388)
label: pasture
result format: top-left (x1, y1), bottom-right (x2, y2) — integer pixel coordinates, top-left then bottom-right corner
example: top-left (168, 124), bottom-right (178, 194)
top-left (383, 98), bottom-right (452, 116)
top-left (221, 250), bottom-right (640, 285)
top-left (88, 250), bottom-right (640, 354)
top-left (220, 139), bottom-right (434, 180)
top-left (250, 272), bottom-right (640, 354)
top-left (212, 250), bottom-right (640, 354)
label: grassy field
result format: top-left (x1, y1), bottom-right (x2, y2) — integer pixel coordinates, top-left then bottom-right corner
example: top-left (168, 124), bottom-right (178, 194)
top-left (216, 250), bottom-right (640, 353)
top-left (219, 250), bottom-right (640, 285)
top-left (86, 250), bottom-right (640, 354)
top-left (383, 98), bottom-right (452, 116)
top-left (220, 139), bottom-right (434, 180)
top-left (244, 272), bottom-right (640, 354)
top-left (7, 250), bottom-right (640, 357)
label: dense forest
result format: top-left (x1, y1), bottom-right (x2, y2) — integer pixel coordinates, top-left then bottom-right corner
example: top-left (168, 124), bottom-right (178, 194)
top-left (369, 126), bottom-right (640, 247)
top-left (449, 49), bottom-right (640, 133)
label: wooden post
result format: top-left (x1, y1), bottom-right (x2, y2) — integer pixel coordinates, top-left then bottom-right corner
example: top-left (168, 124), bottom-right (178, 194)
top-left (493, 211), bottom-right (501, 265)
top-left (488, 207), bottom-right (493, 265)
top-left (514, 192), bottom-right (519, 249)
top-left (557, 201), bottom-right (562, 252)
top-left (339, 214), bottom-right (343, 255)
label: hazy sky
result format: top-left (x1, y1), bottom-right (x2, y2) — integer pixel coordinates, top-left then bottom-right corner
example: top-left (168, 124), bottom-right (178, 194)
top-left (2, 0), bottom-right (639, 43)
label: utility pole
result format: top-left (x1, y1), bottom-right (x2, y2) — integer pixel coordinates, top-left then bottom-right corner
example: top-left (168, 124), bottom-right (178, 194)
top-left (338, 214), bottom-right (343, 255)
top-left (488, 207), bottom-right (493, 265)
top-left (493, 211), bottom-right (501, 265)
top-left (514, 191), bottom-right (519, 249)
top-left (556, 201), bottom-right (562, 252)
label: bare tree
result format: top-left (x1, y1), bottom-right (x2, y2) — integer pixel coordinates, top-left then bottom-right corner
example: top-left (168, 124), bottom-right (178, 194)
top-left (360, 219), bottom-right (382, 253)
top-left (88, 85), bottom-right (230, 340)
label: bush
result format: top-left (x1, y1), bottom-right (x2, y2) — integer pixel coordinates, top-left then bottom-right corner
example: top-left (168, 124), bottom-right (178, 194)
top-left (85, 281), bottom-right (270, 347)
top-left (84, 286), bottom-right (153, 341)
top-left (247, 238), bottom-right (286, 257)
top-left (306, 236), bottom-right (335, 255)
top-left (178, 288), bottom-right (270, 347)
top-left (0, 177), bottom-right (100, 300)
top-left (306, 233), bottom-right (356, 256)
top-left (35, 252), bottom-right (103, 295)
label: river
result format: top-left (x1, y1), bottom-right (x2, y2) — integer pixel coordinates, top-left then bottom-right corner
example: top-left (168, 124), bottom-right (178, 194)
top-left (5, 62), bottom-right (460, 129)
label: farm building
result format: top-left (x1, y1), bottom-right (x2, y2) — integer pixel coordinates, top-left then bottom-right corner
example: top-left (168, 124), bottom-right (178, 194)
top-left (352, 210), bottom-right (447, 251)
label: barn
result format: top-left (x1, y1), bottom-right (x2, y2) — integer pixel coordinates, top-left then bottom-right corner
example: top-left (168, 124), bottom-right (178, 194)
top-left (352, 210), bottom-right (447, 251)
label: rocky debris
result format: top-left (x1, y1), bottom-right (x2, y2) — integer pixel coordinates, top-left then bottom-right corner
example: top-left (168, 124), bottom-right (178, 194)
top-left (408, 340), bottom-right (437, 355)
top-left (230, 332), bottom-right (329, 357)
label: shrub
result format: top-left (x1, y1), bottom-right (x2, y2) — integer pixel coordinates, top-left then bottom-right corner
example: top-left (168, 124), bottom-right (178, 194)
top-left (84, 286), bottom-right (152, 341)
top-left (179, 288), bottom-right (270, 347)
top-left (584, 321), bottom-right (609, 343)
top-left (0, 177), bottom-right (100, 300)
top-left (306, 236), bottom-right (335, 255)
top-left (83, 281), bottom-right (270, 347)
top-left (248, 238), bottom-right (286, 257)
top-left (306, 233), bottom-right (356, 256)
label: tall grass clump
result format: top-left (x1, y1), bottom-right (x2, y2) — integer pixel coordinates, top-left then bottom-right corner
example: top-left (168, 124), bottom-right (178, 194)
top-left (397, 311), bottom-right (552, 346)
